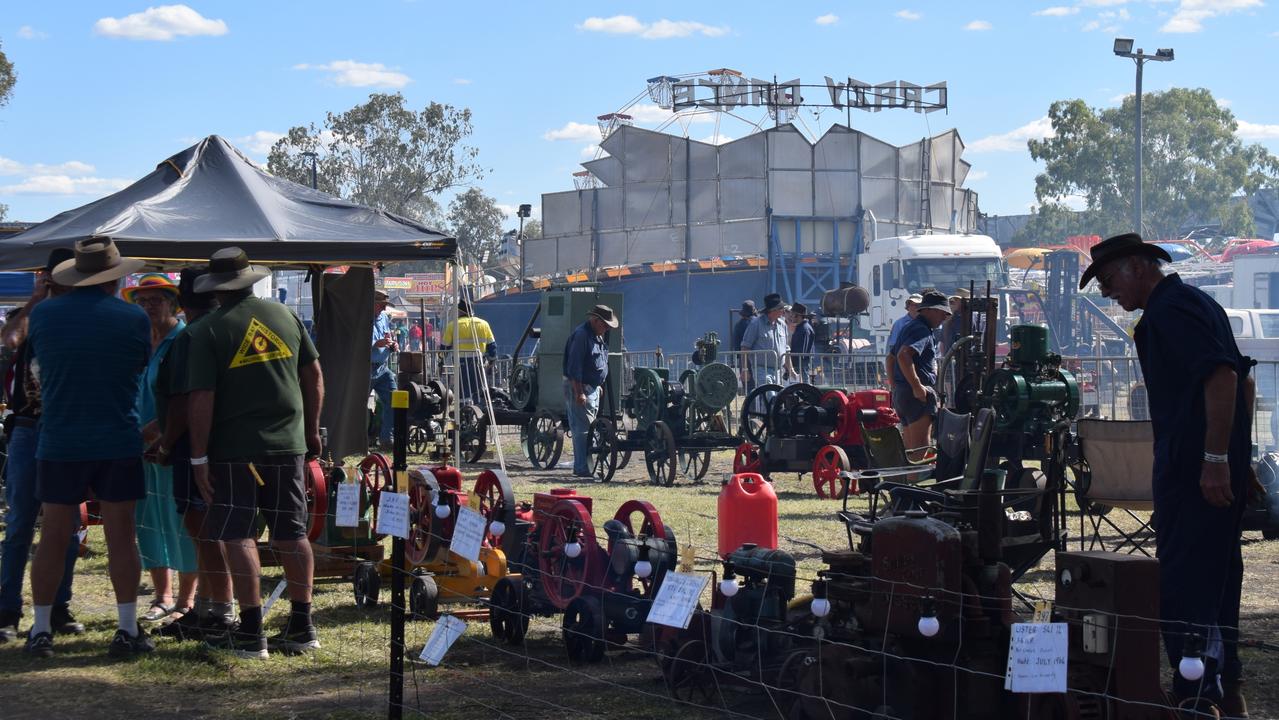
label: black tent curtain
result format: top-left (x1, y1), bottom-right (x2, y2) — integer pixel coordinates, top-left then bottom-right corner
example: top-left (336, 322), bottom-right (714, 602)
top-left (314, 267), bottom-right (376, 463)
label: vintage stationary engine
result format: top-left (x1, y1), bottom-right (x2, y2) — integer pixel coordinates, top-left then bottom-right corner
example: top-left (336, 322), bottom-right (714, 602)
top-left (983, 325), bottom-right (1080, 435)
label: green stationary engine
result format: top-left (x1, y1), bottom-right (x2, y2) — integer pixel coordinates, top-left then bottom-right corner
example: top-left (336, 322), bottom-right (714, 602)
top-left (983, 324), bottom-right (1080, 435)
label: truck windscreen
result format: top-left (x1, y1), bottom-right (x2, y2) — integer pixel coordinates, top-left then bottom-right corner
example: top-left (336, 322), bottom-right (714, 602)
top-left (902, 258), bottom-right (1005, 294)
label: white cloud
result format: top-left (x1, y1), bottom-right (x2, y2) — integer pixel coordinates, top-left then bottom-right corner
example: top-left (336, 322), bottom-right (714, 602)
top-left (815, 14), bottom-right (839, 25)
top-left (0, 157), bottom-right (96, 177)
top-left (93, 5), bottom-right (227, 41)
top-left (578, 15), bottom-right (730, 39)
top-left (495, 203), bottom-right (540, 222)
top-left (0, 175), bottom-right (130, 195)
top-left (580, 144), bottom-right (601, 158)
top-left (1110, 92), bottom-right (1135, 103)
top-left (966, 170), bottom-right (989, 182)
top-left (1237, 119), bottom-right (1279, 140)
top-left (1217, 98), bottom-right (1233, 107)
top-left (699, 134), bottom-right (734, 145)
top-left (1080, 0), bottom-right (1129, 6)
top-left (1162, 0), bottom-right (1262, 33)
top-left (17, 25), bottom-right (47, 40)
top-left (967, 116), bottom-right (1055, 153)
top-left (293, 60), bottom-right (411, 88)
top-left (543, 122), bottom-right (599, 142)
top-left (453, 78), bottom-right (472, 85)
top-left (235, 131), bottom-right (284, 156)
top-left (1034, 6), bottom-right (1079, 16)
top-left (896, 9), bottom-right (923, 20)
top-left (965, 20), bottom-right (993, 30)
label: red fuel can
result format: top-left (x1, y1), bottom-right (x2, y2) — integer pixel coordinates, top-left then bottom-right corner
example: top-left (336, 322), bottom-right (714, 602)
top-left (718, 473), bottom-right (778, 558)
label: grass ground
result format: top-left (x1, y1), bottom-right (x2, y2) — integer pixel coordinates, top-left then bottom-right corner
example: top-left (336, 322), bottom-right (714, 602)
top-left (1, 431), bottom-right (1277, 719)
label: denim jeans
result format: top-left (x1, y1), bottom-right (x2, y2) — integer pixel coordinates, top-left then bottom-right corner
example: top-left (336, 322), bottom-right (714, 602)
top-left (371, 370), bottom-right (397, 444)
top-left (563, 379), bottom-right (599, 475)
top-left (0, 425), bottom-right (78, 613)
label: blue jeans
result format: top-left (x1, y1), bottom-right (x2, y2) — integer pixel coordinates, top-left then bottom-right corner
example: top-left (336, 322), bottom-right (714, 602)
top-left (0, 425), bottom-right (78, 613)
top-left (563, 379), bottom-right (599, 475)
top-left (371, 370), bottom-right (397, 444)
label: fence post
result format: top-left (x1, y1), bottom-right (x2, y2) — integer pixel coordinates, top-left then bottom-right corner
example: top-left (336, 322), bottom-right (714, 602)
top-left (389, 389), bottom-right (409, 720)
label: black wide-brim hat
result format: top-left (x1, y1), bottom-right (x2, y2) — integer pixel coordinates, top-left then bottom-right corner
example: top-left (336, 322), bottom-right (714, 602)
top-left (1079, 233), bottom-right (1173, 290)
top-left (194, 247), bottom-right (270, 293)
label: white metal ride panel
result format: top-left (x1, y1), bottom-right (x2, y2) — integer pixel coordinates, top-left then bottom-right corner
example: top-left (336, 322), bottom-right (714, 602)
top-left (897, 180), bottom-right (923, 226)
top-left (770, 170), bottom-right (814, 216)
top-left (860, 135), bottom-right (897, 179)
top-left (627, 227), bottom-right (684, 265)
top-left (542, 192), bottom-right (581, 237)
top-left (558, 234), bottom-right (593, 272)
top-left (899, 140), bottom-right (923, 182)
top-left (523, 237), bottom-right (559, 276)
top-left (722, 219), bottom-right (768, 256)
top-left (815, 171), bottom-right (858, 216)
top-left (597, 230), bottom-right (628, 267)
top-left (583, 156), bottom-right (623, 188)
top-left (814, 127), bottom-right (858, 171)
top-left (930, 184), bottom-right (956, 229)
top-left (595, 187), bottom-right (624, 231)
top-left (719, 133), bottom-right (766, 179)
top-left (688, 179), bottom-right (719, 224)
top-left (688, 140), bottom-right (719, 180)
top-left (932, 131), bottom-right (957, 185)
top-left (720, 178), bottom-right (766, 221)
top-left (768, 126), bottom-right (812, 170)
top-left (862, 177), bottom-right (897, 223)
top-left (690, 223), bottom-right (722, 260)
top-left (626, 183), bottom-right (672, 228)
top-left (623, 130), bottom-right (672, 184)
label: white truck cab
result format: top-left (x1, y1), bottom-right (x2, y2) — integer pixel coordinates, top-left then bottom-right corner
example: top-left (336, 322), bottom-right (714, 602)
top-left (857, 231), bottom-right (1006, 349)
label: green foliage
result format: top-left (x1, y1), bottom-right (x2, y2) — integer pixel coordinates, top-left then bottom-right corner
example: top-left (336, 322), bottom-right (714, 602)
top-left (266, 93), bottom-right (482, 227)
top-left (0, 40), bottom-right (14, 109)
top-left (1017, 88), bottom-right (1279, 245)
top-left (447, 188), bottom-right (506, 267)
top-left (520, 218), bottom-right (542, 240)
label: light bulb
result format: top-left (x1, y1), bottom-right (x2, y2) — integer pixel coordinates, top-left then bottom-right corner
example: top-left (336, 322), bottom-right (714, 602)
top-left (719, 578), bottom-right (739, 597)
top-left (1179, 655), bottom-right (1205, 681)
top-left (635, 560), bottom-right (653, 578)
top-left (434, 503), bottom-right (451, 519)
top-left (810, 598), bottom-right (831, 618)
top-left (1035, 473), bottom-right (1047, 490)
top-left (564, 541), bottom-right (582, 558)
top-left (488, 520), bottom-right (505, 537)
top-left (918, 615), bottom-right (940, 637)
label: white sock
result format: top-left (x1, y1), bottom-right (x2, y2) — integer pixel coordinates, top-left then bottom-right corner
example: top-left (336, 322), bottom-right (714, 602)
top-left (30, 605), bottom-right (52, 637)
top-left (117, 602), bottom-right (137, 636)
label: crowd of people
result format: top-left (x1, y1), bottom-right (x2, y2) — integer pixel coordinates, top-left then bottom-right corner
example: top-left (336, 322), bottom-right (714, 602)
top-left (0, 238), bottom-right (324, 660)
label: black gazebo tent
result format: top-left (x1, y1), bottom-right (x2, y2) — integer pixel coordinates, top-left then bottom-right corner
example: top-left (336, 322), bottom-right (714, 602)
top-left (0, 135), bottom-right (457, 460)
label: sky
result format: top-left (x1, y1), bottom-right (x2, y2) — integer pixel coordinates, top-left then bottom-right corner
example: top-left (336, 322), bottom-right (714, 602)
top-left (1, 1), bottom-right (1277, 228)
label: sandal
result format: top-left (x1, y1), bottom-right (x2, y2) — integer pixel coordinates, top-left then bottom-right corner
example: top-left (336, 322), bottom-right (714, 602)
top-left (141, 601), bottom-right (175, 623)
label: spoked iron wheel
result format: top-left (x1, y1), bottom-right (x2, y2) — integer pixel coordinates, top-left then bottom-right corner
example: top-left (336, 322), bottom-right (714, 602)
top-left (588, 417), bottom-right (619, 483)
top-left (405, 469), bottom-right (445, 566)
top-left (407, 425), bottom-right (428, 455)
top-left (525, 410), bottom-right (565, 469)
top-left (562, 595), bottom-right (607, 664)
top-left (679, 408), bottom-right (714, 483)
top-left (612, 500), bottom-right (672, 599)
top-left (644, 421), bottom-right (678, 487)
top-left (537, 499), bottom-right (603, 611)
top-left (664, 639), bottom-right (715, 704)
top-left (488, 576), bottom-right (529, 645)
top-left (472, 469), bottom-right (518, 557)
top-left (740, 383), bottom-right (782, 445)
top-left (304, 459), bottom-right (328, 543)
top-left (458, 403), bottom-right (489, 464)
top-left (812, 445), bottom-right (851, 500)
top-left (732, 442), bottom-right (766, 477)
top-left (357, 453), bottom-right (393, 534)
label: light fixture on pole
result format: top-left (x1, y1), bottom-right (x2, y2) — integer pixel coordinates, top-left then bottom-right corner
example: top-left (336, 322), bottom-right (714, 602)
top-left (1113, 38), bottom-right (1174, 236)
top-left (516, 203), bottom-right (532, 288)
top-left (300, 151), bottom-right (319, 190)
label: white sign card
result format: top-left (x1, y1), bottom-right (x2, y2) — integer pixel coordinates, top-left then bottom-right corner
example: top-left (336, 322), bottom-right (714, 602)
top-left (418, 614), bottom-right (467, 666)
top-left (645, 571), bottom-right (709, 629)
top-left (376, 491), bottom-right (411, 539)
top-left (335, 482), bottom-right (360, 527)
top-left (449, 506), bottom-right (486, 563)
top-left (1005, 622), bottom-right (1068, 693)
top-left (262, 579), bottom-right (288, 616)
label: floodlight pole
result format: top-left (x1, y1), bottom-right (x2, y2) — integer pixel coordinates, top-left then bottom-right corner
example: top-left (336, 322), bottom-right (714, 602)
top-left (301, 151), bottom-right (318, 189)
top-left (1114, 40), bottom-right (1173, 236)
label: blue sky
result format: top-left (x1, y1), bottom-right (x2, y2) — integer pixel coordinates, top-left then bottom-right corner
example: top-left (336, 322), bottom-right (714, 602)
top-left (1, 1), bottom-right (1276, 228)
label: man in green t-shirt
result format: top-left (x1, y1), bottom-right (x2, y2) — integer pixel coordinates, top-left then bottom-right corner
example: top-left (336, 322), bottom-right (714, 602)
top-left (186, 248), bottom-right (325, 659)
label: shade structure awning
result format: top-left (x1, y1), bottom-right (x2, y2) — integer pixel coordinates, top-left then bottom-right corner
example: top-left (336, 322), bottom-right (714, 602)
top-left (0, 135), bottom-right (456, 270)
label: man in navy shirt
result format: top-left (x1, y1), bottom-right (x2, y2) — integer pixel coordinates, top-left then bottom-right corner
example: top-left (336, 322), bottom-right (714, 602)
top-left (370, 289), bottom-right (398, 449)
top-left (24, 238), bottom-right (154, 660)
top-left (562, 305), bottom-right (619, 478)
top-left (1082, 233), bottom-right (1253, 717)
top-left (884, 294), bottom-right (922, 382)
top-left (789, 303), bottom-right (815, 382)
top-left (731, 300), bottom-right (755, 364)
top-left (889, 291), bottom-right (951, 457)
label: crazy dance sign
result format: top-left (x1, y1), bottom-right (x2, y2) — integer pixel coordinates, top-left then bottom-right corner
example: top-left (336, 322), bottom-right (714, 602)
top-left (667, 74), bottom-right (946, 114)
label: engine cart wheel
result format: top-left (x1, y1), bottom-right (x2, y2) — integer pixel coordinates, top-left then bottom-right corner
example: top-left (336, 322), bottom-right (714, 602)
top-left (613, 500), bottom-right (671, 599)
top-left (616, 448), bottom-right (633, 471)
top-left (407, 425), bottom-right (428, 455)
top-left (562, 595), bottom-right (607, 664)
top-left (409, 572), bottom-right (439, 620)
top-left (664, 639), bottom-right (715, 704)
top-left (353, 561), bottom-right (381, 608)
top-left (588, 417), bottom-right (619, 483)
top-left (820, 390), bottom-right (852, 444)
top-left (304, 459), bottom-right (328, 543)
top-left (405, 469), bottom-right (447, 566)
top-left (732, 443), bottom-right (766, 477)
top-left (537, 499), bottom-right (603, 611)
top-left (740, 383), bottom-right (782, 445)
top-left (526, 410), bottom-right (564, 469)
top-left (679, 408), bottom-right (714, 483)
top-left (358, 453), bottom-right (393, 534)
top-left (812, 445), bottom-right (851, 500)
top-left (489, 576), bottom-right (530, 645)
top-left (644, 421), bottom-right (678, 487)
top-left (472, 468), bottom-right (519, 556)
top-left (459, 403), bottom-right (488, 464)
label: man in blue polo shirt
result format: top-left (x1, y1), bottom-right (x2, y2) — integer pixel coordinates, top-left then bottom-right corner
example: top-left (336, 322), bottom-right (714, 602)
top-left (889, 290), bottom-right (951, 459)
top-left (563, 305), bottom-right (618, 478)
top-left (24, 238), bottom-right (153, 660)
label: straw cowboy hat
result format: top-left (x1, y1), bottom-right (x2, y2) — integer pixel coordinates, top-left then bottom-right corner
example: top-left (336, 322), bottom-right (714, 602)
top-left (51, 237), bottom-right (145, 287)
top-left (194, 247), bottom-right (270, 293)
top-left (122, 273), bottom-right (180, 303)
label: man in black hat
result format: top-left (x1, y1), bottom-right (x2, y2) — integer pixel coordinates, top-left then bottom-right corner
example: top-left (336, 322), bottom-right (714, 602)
top-left (1081, 232), bottom-right (1253, 716)
top-left (740, 294), bottom-right (794, 390)
top-left (186, 247), bottom-right (325, 659)
top-left (370, 288), bottom-right (399, 448)
top-left (563, 304), bottom-right (619, 478)
top-left (442, 297), bottom-right (496, 403)
top-left (0, 249), bottom-right (86, 647)
top-left (731, 300), bottom-right (756, 363)
top-left (889, 290), bottom-right (951, 456)
top-left (789, 303), bottom-right (815, 382)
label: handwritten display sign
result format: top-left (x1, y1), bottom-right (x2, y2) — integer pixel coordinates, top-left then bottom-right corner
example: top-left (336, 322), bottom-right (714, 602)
top-left (645, 571), bottom-right (709, 629)
top-left (376, 491), bottom-right (411, 539)
top-left (335, 482), bottom-right (360, 527)
top-left (449, 506), bottom-right (486, 564)
top-left (1005, 623), bottom-right (1068, 693)
top-left (419, 615), bottom-right (467, 666)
